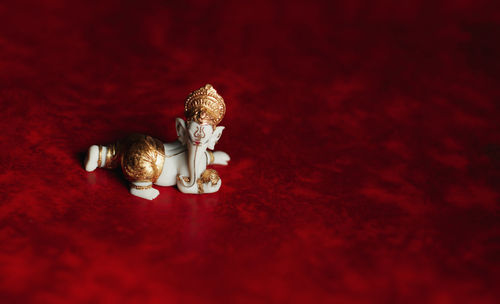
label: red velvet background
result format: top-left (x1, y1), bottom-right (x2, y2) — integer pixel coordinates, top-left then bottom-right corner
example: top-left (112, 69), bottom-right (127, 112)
top-left (0, 0), bottom-right (499, 303)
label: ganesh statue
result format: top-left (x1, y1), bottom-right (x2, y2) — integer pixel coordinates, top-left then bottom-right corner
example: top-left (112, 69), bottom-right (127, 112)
top-left (84, 84), bottom-right (230, 200)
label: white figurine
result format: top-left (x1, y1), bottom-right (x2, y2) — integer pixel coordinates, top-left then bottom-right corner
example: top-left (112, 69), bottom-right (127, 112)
top-left (84, 84), bottom-right (230, 200)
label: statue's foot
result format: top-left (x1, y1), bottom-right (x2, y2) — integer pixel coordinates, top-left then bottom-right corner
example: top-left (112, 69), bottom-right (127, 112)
top-left (213, 151), bottom-right (230, 165)
top-left (85, 145), bottom-right (99, 172)
top-left (130, 186), bottom-right (160, 200)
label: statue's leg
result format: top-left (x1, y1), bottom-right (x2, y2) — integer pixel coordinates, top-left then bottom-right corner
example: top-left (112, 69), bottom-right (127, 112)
top-left (85, 143), bottom-right (120, 172)
top-left (130, 182), bottom-right (160, 200)
top-left (121, 135), bottom-right (165, 200)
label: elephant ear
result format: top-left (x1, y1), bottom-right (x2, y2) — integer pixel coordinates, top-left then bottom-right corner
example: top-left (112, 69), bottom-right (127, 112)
top-left (208, 126), bottom-right (224, 150)
top-left (176, 118), bottom-right (188, 145)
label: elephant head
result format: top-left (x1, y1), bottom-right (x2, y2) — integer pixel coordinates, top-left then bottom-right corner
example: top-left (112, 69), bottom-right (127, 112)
top-left (175, 84), bottom-right (226, 193)
top-left (176, 118), bottom-right (224, 192)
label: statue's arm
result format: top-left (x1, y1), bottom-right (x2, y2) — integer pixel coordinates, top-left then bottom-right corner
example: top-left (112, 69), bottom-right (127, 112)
top-left (206, 150), bottom-right (230, 166)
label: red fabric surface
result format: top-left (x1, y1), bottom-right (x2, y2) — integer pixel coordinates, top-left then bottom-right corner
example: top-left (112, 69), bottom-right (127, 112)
top-left (1, 0), bottom-right (499, 303)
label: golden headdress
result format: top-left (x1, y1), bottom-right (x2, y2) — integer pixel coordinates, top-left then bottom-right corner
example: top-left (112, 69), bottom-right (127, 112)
top-left (185, 84), bottom-right (226, 126)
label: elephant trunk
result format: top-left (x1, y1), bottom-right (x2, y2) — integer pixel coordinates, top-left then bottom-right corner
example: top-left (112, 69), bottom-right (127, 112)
top-left (183, 144), bottom-right (199, 188)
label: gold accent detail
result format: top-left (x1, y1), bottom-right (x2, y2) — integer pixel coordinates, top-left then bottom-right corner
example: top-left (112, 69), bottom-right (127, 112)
top-left (121, 134), bottom-right (166, 183)
top-left (177, 175), bottom-right (190, 183)
top-left (131, 184), bottom-right (152, 190)
top-left (207, 151), bottom-right (215, 165)
top-left (104, 143), bottom-right (120, 168)
top-left (196, 169), bottom-right (220, 194)
top-left (97, 145), bottom-right (102, 167)
top-left (185, 84), bottom-right (226, 127)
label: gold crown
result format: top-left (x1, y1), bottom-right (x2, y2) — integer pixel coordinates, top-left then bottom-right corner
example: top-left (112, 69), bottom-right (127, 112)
top-left (184, 84), bottom-right (226, 126)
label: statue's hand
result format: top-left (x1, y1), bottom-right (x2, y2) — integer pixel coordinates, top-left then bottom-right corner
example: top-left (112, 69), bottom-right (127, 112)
top-left (203, 179), bottom-right (222, 193)
top-left (213, 151), bottom-right (230, 165)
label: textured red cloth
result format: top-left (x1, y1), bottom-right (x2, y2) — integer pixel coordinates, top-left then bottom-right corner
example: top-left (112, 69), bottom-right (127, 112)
top-left (0, 0), bottom-right (499, 303)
